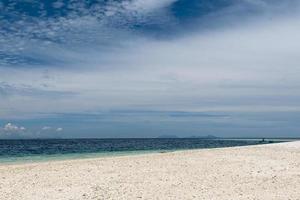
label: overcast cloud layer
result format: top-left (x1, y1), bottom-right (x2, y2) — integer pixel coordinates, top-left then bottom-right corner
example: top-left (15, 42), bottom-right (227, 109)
top-left (1, 0), bottom-right (300, 138)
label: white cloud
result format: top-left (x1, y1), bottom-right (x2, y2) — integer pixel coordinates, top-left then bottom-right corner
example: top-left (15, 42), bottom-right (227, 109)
top-left (0, 123), bottom-right (27, 138)
top-left (3, 123), bottom-right (26, 132)
top-left (42, 126), bottom-right (63, 132)
top-left (121, 0), bottom-right (176, 13)
top-left (1, 1), bottom-right (300, 119)
top-left (2, 13), bottom-right (300, 117)
top-left (52, 1), bottom-right (65, 9)
top-left (42, 126), bottom-right (51, 130)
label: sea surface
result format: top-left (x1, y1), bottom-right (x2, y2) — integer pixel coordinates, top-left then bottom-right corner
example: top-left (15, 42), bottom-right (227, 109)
top-left (0, 138), bottom-right (282, 164)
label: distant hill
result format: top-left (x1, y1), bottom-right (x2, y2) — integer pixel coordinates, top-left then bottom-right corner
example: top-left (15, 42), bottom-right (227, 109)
top-left (157, 135), bottom-right (219, 139)
top-left (186, 135), bottom-right (219, 139)
top-left (157, 135), bottom-right (178, 138)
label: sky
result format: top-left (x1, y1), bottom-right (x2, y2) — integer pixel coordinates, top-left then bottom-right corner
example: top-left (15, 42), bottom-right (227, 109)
top-left (1, 0), bottom-right (300, 138)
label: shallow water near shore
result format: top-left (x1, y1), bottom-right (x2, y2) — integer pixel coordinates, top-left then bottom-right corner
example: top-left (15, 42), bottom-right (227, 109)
top-left (0, 138), bottom-right (284, 164)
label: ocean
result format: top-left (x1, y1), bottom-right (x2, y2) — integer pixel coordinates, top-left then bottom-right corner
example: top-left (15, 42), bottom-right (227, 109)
top-left (0, 138), bottom-right (281, 164)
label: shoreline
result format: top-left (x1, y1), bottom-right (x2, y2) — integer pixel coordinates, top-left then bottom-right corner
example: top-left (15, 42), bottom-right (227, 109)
top-left (0, 140), bottom-right (288, 166)
top-left (0, 149), bottom-right (172, 166)
top-left (1, 141), bottom-right (300, 199)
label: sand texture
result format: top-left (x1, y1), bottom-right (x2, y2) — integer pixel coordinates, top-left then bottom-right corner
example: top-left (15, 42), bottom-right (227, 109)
top-left (1, 141), bottom-right (300, 200)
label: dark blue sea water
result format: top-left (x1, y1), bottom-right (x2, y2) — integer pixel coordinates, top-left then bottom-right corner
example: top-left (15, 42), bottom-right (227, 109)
top-left (0, 138), bottom-right (280, 163)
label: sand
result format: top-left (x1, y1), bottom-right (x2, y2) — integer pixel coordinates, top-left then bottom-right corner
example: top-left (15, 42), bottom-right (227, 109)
top-left (0, 141), bottom-right (300, 200)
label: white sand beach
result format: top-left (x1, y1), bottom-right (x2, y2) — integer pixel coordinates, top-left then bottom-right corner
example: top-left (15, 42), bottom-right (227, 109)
top-left (0, 141), bottom-right (300, 200)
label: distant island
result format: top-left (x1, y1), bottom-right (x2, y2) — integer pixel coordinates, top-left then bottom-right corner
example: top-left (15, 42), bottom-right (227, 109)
top-left (157, 135), bottom-right (218, 139)
top-left (157, 135), bottom-right (178, 138)
top-left (186, 135), bottom-right (219, 139)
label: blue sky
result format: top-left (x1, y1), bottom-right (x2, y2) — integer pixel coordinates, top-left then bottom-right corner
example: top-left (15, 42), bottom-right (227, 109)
top-left (1, 0), bottom-right (300, 138)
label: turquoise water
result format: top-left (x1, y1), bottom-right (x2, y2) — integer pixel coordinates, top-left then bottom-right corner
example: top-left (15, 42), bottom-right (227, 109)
top-left (0, 150), bottom-right (166, 164)
top-left (0, 138), bottom-right (282, 164)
